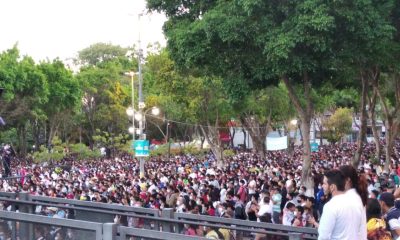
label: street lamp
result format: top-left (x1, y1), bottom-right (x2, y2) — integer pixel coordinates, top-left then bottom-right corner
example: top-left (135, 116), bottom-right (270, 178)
top-left (127, 105), bottom-right (160, 178)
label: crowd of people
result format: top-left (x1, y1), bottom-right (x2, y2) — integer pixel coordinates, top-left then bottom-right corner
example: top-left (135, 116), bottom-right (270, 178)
top-left (0, 140), bottom-right (399, 239)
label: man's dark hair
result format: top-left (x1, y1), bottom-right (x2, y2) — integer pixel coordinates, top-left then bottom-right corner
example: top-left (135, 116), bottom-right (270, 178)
top-left (325, 169), bottom-right (345, 191)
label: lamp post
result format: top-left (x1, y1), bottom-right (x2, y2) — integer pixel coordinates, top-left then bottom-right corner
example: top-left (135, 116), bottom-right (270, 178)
top-left (125, 72), bottom-right (136, 141)
top-left (138, 106), bottom-right (159, 178)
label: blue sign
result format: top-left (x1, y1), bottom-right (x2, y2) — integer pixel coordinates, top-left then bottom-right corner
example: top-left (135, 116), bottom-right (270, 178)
top-left (311, 142), bottom-right (319, 152)
top-left (133, 140), bottom-right (150, 157)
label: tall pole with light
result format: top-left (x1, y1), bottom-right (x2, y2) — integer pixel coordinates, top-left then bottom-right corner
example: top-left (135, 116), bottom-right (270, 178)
top-left (126, 72), bottom-right (136, 138)
top-left (137, 13), bottom-right (147, 178)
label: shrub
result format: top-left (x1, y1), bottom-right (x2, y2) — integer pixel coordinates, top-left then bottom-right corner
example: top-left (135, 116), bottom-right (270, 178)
top-left (223, 149), bottom-right (235, 157)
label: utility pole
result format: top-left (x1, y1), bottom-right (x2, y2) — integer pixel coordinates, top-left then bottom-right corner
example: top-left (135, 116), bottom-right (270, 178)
top-left (137, 13), bottom-right (146, 178)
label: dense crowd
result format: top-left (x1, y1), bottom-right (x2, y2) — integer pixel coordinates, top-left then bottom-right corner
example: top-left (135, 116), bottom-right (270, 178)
top-left (0, 140), bottom-right (400, 239)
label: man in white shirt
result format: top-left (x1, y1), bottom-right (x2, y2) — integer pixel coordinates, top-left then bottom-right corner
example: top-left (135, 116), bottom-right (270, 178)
top-left (318, 169), bottom-right (364, 240)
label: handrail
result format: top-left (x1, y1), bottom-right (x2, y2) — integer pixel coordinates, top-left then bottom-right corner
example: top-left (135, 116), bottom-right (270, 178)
top-left (118, 226), bottom-right (208, 240)
top-left (0, 192), bottom-right (319, 239)
top-left (175, 212), bottom-right (318, 235)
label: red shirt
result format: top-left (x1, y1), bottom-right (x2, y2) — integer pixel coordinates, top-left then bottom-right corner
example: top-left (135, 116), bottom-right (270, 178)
top-left (208, 208), bottom-right (215, 216)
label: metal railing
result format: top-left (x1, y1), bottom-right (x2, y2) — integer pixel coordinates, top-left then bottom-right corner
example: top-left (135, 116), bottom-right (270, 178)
top-left (0, 210), bottom-right (103, 240)
top-left (0, 192), bottom-right (319, 239)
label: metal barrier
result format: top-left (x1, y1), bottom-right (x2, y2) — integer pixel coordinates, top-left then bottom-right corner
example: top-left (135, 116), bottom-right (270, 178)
top-left (174, 211), bottom-right (318, 240)
top-left (0, 210), bottom-right (103, 240)
top-left (28, 193), bottom-right (159, 229)
top-left (118, 226), bottom-right (208, 240)
top-left (0, 192), bottom-right (319, 239)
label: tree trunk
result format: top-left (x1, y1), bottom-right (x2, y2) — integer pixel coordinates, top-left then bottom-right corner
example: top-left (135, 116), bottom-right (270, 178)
top-left (384, 119), bottom-right (394, 171)
top-left (242, 128), bottom-right (247, 149)
top-left (32, 120), bottom-right (41, 152)
top-left (367, 90), bottom-right (381, 161)
top-left (300, 118), bottom-right (313, 195)
top-left (18, 123), bottom-right (27, 157)
top-left (200, 125), bottom-right (224, 167)
top-left (240, 115), bottom-right (270, 160)
top-left (353, 73), bottom-right (369, 168)
top-left (229, 127), bottom-right (236, 148)
top-left (47, 115), bottom-right (61, 147)
top-left (282, 73), bottom-right (314, 196)
top-left (373, 71), bottom-right (400, 172)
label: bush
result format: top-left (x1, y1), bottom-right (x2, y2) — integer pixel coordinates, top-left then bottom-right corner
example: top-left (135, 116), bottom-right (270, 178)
top-left (32, 146), bottom-right (64, 163)
top-left (69, 143), bottom-right (101, 160)
top-left (182, 144), bottom-right (202, 155)
top-left (223, 149), bottom-right (235, 157)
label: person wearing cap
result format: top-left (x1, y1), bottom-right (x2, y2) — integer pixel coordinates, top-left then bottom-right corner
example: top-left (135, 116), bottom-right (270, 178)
top-left (379, 192), bottom-right (400, 239)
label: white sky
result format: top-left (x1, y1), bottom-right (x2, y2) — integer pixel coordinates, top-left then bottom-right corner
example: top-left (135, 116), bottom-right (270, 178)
top-left (0, 0), bottom-right (166, 61)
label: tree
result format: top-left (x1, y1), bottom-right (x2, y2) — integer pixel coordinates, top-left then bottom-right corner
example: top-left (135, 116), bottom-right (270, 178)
top-left (37, 59), bottom-right (81, 146)
top-left (76, 43), bottom-right (131, 66)
top-left (323, 108), bottom-right (353, 144)
top-left (75, 44), bottom-right (135, 147)
top-left (0, 46), bottom-right (49, 155)
top-left (144, 49), bottom-right (232, 164)
top-left (147, 0), bottom-right (396, 191)
top-left (147, 0), bottom-right (338, 193)
top-left (238, 85), bottom-right (295, 159)
top-left (373, 73), bottom-right (400, 171)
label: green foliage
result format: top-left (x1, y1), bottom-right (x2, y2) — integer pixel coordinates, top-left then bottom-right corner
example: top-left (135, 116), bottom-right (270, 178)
top-left (149, 143), bottom-right (205, 157)
top-left (32, 136), bottom-right (65, 163)
top-left (182, 144), bottom-right (203, 155)
top-left (324, 108), bottom-right (353, 143)
top-left (68, 143), bottom-right (101, 160)
top-left (92, 130), bottom-right (130, 153)
top-left (223, 149), bottom-right (235, 158)
top-left (76, 43), bottom-right (132, 67)
top-left (0, 128), bottom-right (18, 146)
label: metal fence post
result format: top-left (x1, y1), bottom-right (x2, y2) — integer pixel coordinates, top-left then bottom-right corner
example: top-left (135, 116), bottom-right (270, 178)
top-left (289, 232), bottom-right (302, 240)
top-left (18, 192), bottom-right (34, 240)
top-left (161, 208), bottom-right (174, 232)
top-left (103, 223), bottom-right (117, 240)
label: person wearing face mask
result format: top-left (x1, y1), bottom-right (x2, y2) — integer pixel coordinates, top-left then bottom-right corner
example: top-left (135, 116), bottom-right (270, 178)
top-left (166, 188), bottom-right (179, 207)
top-left (176, 196), bottom-right (186, 213)
top-left (292, 206), bottom-right (304, 227)
top-left (282, 202), bottom-right (296, 226)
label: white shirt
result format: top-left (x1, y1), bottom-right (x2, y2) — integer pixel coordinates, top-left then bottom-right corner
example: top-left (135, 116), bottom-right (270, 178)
top-left (318, 191), bottom-right (366, 240)
top-left (248, 180), bottom-right (256, 194)
top-left (345, 189), bottom-right (367, 240)
top-left (258, 201), bottom-right (272, 221)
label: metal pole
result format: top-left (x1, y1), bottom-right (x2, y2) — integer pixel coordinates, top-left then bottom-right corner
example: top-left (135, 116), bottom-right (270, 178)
top-left (131, 73), bottom-right (135, 142)
top-left (137, 13), bottom-right (145, 178)
top-left (166, 120), bottom-right (170, 160)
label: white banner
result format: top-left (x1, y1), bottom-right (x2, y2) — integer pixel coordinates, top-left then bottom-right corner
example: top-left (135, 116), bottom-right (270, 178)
top-left (266, 136), bottom-right (288, 151)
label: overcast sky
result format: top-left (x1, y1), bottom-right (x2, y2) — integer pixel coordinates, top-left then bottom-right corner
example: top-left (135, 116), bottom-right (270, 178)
top-left (0, 0), bottom-right (166, 61)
